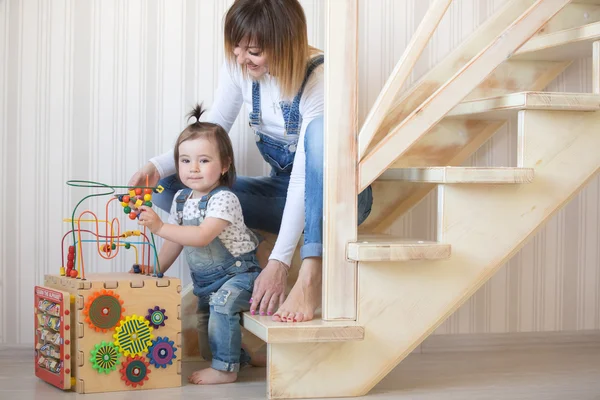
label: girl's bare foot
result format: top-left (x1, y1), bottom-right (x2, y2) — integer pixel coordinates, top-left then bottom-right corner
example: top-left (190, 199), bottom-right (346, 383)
top-left (188, 367), bottom-right (237, 385)
top-left (272, 257), bottom-right (322, 323)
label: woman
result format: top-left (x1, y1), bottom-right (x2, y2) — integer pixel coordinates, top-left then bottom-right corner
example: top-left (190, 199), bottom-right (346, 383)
top-left (129, 0), bottom-right (372, 323)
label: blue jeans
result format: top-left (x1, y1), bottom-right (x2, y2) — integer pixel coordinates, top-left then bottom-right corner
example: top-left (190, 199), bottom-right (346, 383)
top-left (154, 116), bottom-right (373, 260)
top-left (196, 271), bottom-right (259, 372)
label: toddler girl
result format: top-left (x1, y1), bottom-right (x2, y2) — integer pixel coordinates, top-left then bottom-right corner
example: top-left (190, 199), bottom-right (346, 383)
top-left (138, 104), bottom-right (261, 385)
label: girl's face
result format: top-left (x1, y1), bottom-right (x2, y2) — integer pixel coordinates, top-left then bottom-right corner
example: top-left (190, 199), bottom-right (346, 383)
top-left (234, 36), bottom-right (269, 79)
top-left (178, 137), bottom-right (228, 197)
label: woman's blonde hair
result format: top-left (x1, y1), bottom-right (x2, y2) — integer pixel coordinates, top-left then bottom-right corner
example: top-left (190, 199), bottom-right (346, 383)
top-left (224, 0), bottom-right (316, 100)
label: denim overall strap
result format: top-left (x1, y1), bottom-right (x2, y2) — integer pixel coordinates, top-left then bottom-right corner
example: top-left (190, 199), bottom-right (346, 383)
top-left (175, 188), bottom-right (193, 225)
top-left (197, 186), bottom-right (230, 217)
top-left (248, 54), bottom-right (325, 136)
top-left (181, 186), bottom-right (260, 298)
top-left (280, 54), bottom-right (324, 136)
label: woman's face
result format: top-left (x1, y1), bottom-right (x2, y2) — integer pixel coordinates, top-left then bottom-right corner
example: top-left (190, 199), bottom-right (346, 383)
top-left (234, 36), bottom-right (269, 79)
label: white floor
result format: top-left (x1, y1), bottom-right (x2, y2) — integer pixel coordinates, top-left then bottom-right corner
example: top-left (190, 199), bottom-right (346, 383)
top-left (2, 345), bottom-right (600, 400)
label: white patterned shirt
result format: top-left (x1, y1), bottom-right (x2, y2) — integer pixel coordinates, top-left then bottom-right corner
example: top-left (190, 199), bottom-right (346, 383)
top-left (167, 190), bottom-right (258, 257)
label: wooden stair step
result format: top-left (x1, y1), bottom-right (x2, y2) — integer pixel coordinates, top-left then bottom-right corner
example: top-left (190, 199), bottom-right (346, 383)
top-left (347, 234), bottom-right (450, 262)
top-left (512, 21), bottom-right (600, 61)
top-left (447, 91), bottom-right (600, 119)
top-left (378, 167), bottom-right (534, 184)
top-left (241, 313), bottom-right (364, 343)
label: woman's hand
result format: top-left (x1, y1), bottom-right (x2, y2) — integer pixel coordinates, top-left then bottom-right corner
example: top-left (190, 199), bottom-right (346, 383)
top-left (129, 162), bottom-right (161, 188)
top-left (138, 206), bottom-right (164, 234)
top-left (250, 259), bottom-right (288, 316)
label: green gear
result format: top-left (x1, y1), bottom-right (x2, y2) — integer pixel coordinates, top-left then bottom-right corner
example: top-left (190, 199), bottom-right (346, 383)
top-left (90, 341), bottom-right (121, 374)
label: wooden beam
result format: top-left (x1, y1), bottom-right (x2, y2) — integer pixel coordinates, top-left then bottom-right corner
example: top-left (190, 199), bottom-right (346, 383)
top-left (322, 0), bottom-right (359, 321)
top-left (594, 41), bottom-right (600, 93)
top-left (347, 234), bottom-right (450, 262)
top-left (513, 21), bottom-right (600, 61)
top-left (535, 2), bottom-right (600, 35)
top-left (358, 0), bottom-right (453, 160)
top-left (447, 91), bottom-right (600, 119)
top-left (379, 167), bottom-right (534, 184)
top-left (359, 0), bottom-right (571, 192)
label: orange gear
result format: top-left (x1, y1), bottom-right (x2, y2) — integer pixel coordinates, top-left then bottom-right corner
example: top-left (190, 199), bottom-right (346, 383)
top-left (82, 289), bottom-right (125, 332)
top-left (120, 355), bottom-right (151, 388)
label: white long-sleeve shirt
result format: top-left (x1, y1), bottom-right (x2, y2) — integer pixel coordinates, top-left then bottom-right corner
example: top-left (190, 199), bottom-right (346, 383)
top-left (150, 59), bottom-right (324, 267)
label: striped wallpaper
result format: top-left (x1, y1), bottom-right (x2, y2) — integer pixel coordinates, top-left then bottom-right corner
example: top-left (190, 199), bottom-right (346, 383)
top-left (1, 0), bottom-right (599, 345)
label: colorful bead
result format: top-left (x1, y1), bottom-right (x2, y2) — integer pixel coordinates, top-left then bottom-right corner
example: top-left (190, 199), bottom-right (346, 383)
top-left (135, 188), bottom-right (142, 196)
top-left (129, 212), bottom-right (137, 220)
top-left (143, 194), bottom-right (152, 202)
top-left (124, 206), bottom-right (131, 214)
top-left (145, 201), bottom-right (152, 207)
top-left (135, 199), bottom-right (143, 208)
top-left (124, 243), bottom-right (131, 249)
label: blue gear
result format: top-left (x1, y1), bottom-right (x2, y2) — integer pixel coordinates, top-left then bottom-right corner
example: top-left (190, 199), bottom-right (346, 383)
top-left (147, 337), bottom-right (177, 368)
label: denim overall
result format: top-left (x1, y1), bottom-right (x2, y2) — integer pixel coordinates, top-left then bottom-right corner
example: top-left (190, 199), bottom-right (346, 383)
top-left (175, 186), bottom-right (261, 372)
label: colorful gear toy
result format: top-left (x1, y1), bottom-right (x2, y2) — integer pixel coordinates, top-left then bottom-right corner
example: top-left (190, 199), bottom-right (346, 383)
top-left (90, 341), bottom-right (121, 374)
top-left (145, 306), bottom-right (168, 329)
top-left (120, 355), bottom-right (151, 388)
top-left (147, 337), bottom-right (177, 368)
top-left (113, 315), bottom-right (154, 357)
top-left (83, 289), bottom-right (125, 332)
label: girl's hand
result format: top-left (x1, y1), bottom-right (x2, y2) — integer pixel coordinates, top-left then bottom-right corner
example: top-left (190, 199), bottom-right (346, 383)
top-left (138, 206), bottom-right (164, 234)
top-left (250, 260), bottom-right (288, 316)
top-left (128, 162), bottom-right (161, 188)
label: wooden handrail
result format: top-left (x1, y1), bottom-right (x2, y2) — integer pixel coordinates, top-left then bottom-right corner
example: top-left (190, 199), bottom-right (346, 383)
top-left (358, 0), bottom-right (454, 161)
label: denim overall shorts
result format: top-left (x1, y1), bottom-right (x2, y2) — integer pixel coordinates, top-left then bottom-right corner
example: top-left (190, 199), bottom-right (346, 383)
top-left (174, 186), bottom-right (262, 297)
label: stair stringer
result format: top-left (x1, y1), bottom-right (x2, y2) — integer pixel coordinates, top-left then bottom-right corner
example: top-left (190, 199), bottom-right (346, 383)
top-left (266, 110), bottom-right (600, 399)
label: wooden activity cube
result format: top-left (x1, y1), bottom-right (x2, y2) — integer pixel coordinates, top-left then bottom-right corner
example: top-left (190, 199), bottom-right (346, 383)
top-left (36, 273), bottom-right (182, 394)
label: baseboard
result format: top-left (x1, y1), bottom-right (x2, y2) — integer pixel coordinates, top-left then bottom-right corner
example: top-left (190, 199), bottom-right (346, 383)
top-left (4, 331), bottom-right (600, 359)
top-left (418, 330), bottom-right (600, 354)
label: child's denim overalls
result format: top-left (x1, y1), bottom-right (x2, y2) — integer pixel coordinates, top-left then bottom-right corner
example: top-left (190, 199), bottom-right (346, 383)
top-left (175, 186), bottom-right (261, 372)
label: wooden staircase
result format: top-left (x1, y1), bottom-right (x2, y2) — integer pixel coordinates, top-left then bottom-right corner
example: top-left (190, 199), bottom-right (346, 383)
top-left (183, 0), bottom-right (600, 398)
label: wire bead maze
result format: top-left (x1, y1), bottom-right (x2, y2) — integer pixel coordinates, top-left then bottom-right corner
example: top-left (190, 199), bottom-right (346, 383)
top-left (61, 179), bottom-right (165, 280)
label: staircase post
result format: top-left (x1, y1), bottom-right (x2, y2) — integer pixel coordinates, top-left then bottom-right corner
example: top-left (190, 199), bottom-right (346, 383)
top-left (322, 0), bottom-right (359, 321)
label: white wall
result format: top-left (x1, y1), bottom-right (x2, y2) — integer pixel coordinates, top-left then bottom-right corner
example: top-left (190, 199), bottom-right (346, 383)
top-left (1, 0), bottom-right (599, 345)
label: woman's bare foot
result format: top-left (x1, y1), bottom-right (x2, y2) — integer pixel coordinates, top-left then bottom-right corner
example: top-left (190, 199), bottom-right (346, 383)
top-left (272, 257), bottom-right (322, 323)
top-left (188, 367), bottom-right (237, 385)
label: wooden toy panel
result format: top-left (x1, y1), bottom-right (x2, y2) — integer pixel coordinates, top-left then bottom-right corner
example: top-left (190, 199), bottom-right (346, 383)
top-left (34, 285), bottom-right (73, 390)
top-left (43, 273), bottom-right (182, 394)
